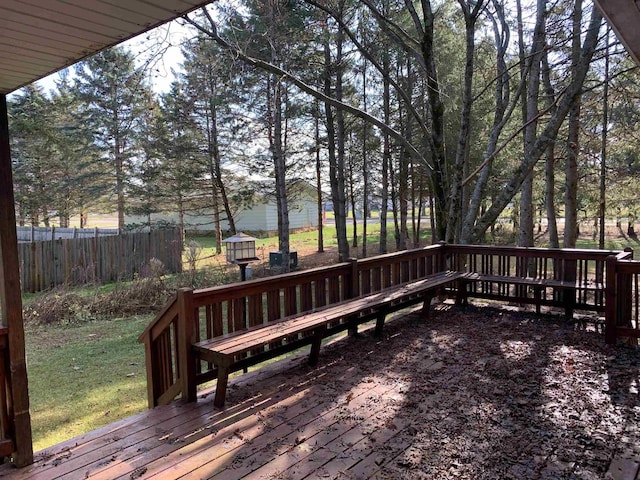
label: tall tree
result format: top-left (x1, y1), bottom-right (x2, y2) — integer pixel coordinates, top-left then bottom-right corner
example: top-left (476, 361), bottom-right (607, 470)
top-left (599, 28), bottom-right (611, 250)
top-left (74, 46), bottom-right (153, 230)
top-left (9, 85), bottom-right (55, 225)
top-left (182, 34), bottom-right (241, 250)
top-left (563, 0), bottom-right (584, 247)
top-left (518, 0), bottom-right (546, 247)
top-left (156, 83), bottom-right (203, 237)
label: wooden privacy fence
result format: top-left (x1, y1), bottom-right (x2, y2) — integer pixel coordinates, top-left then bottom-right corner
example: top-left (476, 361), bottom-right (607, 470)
top-left (16, 226), bottom-right (121, 242)
top-left (18, 227), bottom-right (182, 293)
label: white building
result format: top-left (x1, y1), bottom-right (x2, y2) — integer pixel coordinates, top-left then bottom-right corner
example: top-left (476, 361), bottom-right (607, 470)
top-left (127, 183), bottom-right (319, 234)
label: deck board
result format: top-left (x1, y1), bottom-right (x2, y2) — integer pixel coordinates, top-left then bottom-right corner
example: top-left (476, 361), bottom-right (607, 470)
top-left (3, 305), bottom-right (640, 480)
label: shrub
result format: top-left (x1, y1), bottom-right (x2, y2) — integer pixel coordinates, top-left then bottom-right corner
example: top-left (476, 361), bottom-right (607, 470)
top-left (23, 291), bottom-right (90, 325)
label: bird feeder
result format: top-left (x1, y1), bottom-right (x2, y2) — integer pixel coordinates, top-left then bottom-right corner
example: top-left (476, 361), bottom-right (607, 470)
top-left (222, 232), bottom-right (259, 280)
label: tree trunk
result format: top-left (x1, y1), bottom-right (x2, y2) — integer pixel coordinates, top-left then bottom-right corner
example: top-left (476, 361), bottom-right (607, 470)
top-left (518, 0), bottom-right (545, 248)
top-left (205, 96), bottom-right (223, 253)
top-left (397, 58), bottom-right (412, 251)
top-left (115, 140), bottom-right (125, 230)
top-left (361, 58), bottom-right (369, 258)
top-left (563, 0), bottom-right (583, 248)
top-left (446, 0), bottom-right (483, 242)
top-left (315, 102), bottom-right (324, 253)
top-left (541, 48), bottom-right (559, 248)
top-left (379, 47), bottom-right (390, 254)
top-left (348, 136), bottom-right (358, 249)
top-left (465, 7), bottom-right (602, 243)
top-left (460, 1), bottom-right (512, 243)
top-left (267, 72), bottom-right (290, 270)
top-left (599, 28), bottom-right (610, 250)
top-left (416, 0), bottom-right (447, 241)
top-left (323, 20), bottom-right (349, 261)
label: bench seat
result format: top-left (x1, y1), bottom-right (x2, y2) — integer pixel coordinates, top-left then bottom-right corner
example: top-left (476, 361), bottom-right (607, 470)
top-left (193, 270), bottom-right (463, 407)
top-left (458, 272), bottom-right (605, 315)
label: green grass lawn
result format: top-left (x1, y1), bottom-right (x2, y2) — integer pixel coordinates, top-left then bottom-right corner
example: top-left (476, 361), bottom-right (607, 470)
top-left (25, 315), bottom-right (150, 451)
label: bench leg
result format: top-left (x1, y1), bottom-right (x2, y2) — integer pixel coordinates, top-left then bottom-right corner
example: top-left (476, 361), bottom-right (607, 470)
top-left (374, 310), bottom-right (386, 337)
top-left (421, 294), bottom-right (434, 319)
top-left (348, 324), bottom-right (358, 336)
top-left (455, 280), bottom-right (469, 307)
top-left (309, 333), bottom-right (323, 367)
top-left (534, 286), bottom-right (542, 315)
top-left (214, 364), bottom-right (230, 408)
top-left (562, 287), bottom-right (576, 320)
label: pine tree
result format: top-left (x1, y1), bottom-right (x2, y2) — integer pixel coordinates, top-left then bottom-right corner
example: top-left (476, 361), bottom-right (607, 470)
top-left (74, 46), bottom-right (154, 229)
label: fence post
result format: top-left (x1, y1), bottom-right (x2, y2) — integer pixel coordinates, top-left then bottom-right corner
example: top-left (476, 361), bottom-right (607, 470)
top-left (605, 254), bottom-right (618, 345)
top-left (177, 288), bottom-right (197, 402)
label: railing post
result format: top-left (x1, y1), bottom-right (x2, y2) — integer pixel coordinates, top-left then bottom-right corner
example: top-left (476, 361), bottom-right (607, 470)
top-left (605, 254), bottom-right (618, 345)
top-left (177, 288), bottom-right (197, 402)
top-left (0, 94), bottom-right (33, 467)
top-left (348, 258), bottom-right (359, 336)
top-left (620, 248), bottom-right (634, 335)
top-left (438, 241), bottom-right (448, 272)
top-left (142, 332), bottom-right (158, 408)
top-left (349, 258), bottom-right (359, 299)
top-left (563, 256), bottom-right (577, 319)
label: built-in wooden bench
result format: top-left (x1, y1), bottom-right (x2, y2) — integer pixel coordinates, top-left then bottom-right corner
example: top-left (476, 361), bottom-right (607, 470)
top-left (458, 272), bottom-right (605, 316)
top-left (141, 244), bottom-right (633, 411)
top-left (192, 270), bottom-right (463, 407)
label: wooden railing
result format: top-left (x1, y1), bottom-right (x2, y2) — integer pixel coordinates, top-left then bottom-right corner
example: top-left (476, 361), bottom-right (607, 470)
top-left (139, 245), bottom-right (446, 407)
top-left (446, 245), bottom-right (622, 314)
top-left (354, 245), bottom-right (443, 296)
top-left (140, 244), bottom-right (637, 408)
top-left (605, 249), bottom-right (639, 343)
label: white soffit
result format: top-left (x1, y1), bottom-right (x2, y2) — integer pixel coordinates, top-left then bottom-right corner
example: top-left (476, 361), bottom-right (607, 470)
top-left (595, 0), bottom-right (640, 66)
top-left (0, 0), bottom-right (211, 94)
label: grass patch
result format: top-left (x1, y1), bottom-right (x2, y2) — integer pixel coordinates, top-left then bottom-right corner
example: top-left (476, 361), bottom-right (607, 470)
top-left (25, 315), bottom-right (150, 451)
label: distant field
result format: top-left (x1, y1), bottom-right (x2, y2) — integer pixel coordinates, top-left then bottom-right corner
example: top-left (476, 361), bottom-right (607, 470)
top-left (67, 213), bottom-right (119, 228)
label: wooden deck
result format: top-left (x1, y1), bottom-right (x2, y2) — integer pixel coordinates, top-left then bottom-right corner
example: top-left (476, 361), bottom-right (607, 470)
top-left (2, 305), bottom-right (640, 479)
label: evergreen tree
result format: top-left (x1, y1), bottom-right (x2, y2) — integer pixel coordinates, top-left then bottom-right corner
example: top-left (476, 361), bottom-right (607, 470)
top-left (74, 46), bottom-right (154, 229)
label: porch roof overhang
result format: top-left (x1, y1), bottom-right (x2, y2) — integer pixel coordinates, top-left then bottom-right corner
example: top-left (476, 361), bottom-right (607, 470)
top-left (0, 0), bottom-right (213, 467)
top-left (0, 0), bottom-right (211, 95)
top-left (595, 0), bottom-right (640, 66)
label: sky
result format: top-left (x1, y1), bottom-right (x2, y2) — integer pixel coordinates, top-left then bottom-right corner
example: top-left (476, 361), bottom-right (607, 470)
top-left (33, 17), bottom-right (193, 96)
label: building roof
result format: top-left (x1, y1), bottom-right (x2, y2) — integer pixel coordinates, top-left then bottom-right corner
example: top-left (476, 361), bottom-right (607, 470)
top-left (0, 0), bottom-right (211, 95)
top-left (595, 0), bottom-right (640, 66)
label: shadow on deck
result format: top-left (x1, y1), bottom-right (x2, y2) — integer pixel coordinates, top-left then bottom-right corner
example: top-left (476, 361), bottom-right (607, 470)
top-left (2, 304), bottom-right (640, 479)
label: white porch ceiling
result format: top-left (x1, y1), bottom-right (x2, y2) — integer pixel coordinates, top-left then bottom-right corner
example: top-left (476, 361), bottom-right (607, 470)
top-left (595, 0), bottom-right (640, 66)
top-left (0, 0), bottom-right (211, 94)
